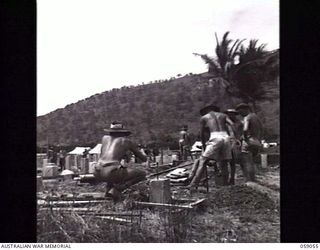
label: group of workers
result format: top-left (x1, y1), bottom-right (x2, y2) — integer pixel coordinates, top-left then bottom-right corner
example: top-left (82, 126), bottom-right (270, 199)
top-left (93, 102), bottom-right (263, 201)
top-left (184, 103), bottom-right (263, 192)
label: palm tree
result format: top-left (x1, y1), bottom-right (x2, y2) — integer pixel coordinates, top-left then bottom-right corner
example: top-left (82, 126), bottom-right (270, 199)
top-left (194, 32), bottom-right (279, 111)
top-left (238, 39), bottom-right (267, 64)
top-left (230, 49), bottom-right (279, 110)
top-left (194, 31), bottom-right (245, 80)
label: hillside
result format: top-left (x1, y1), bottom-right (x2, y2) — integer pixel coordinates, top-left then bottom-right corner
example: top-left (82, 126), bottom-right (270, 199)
top-left (37, 72), bottom-right (279, 149)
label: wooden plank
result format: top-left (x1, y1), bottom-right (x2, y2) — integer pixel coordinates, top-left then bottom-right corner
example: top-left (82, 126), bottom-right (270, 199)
top-left (147, 162), bottom-right (193, 178)
top-left (38, 200), bottom-right (110, 207)
top-left (171, 198), bottom-right (197, 203)
top-left (39, 207), bottom-right (95, 212)
top-left (92, 216), bottom-right (131, 223)
top-left (133, 201), bottom-right (193, 209)
top-left (39, 207), bottom-right (143, 217)
top-left (189, 198), bottom-right (207, 207)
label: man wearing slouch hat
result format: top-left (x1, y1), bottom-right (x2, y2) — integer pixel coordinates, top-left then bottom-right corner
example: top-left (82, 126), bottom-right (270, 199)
top-left (93, 121), bottom-right (147, 201)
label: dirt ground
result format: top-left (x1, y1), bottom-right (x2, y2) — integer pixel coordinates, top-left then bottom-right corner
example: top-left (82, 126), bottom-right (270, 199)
top-left (37, 162), bottom-right (280, 243)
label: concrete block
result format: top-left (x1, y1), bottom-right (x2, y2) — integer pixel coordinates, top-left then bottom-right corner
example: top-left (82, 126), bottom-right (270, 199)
top-left (172, 154), bottom-right (179, 161)
top-left (155, 156), bottom-right (161, 164)
top-left (88, 161), bottom-right (97, 174)
top-left (37, 154), bottom-right (46, 169)
top-left (150, 178), bottom-right (171, 203)
top-left (80, 158), bottom-right (89, 174)
top-left (37, 176), bottom-right (43, 192)
top-left (65, 155), bottom-right (71, 170)
top-left (43, 179), bottom-right (59, 190)
top-left (43, 158), bottom-right (48, 168)
top-left (42, 164), bottom-right (59, 178)
top-left (62, 174), bottom-right (73, 181)
top-left (162, 155), bottom-right (172, 164)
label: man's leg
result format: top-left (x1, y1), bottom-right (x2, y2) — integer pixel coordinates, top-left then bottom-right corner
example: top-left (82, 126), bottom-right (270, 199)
top-left (229, 158), bottom-right (236, 185)
top-left (189, 157), bottom-right (208, 188)
top-left (179, 144), bottom-right (183, 161)
top-left (116, 168), bottom-right (147, 191)
top-left (105, 182), bottom-right (114, 197)
top-left (183, 147), bottom-right (187, 161)
top-left (217, 160), bottom-right (229, 186)
top-left (186, 158), bottom-right (200, 183)
top-left (240, 152), bottom-right (255, 182)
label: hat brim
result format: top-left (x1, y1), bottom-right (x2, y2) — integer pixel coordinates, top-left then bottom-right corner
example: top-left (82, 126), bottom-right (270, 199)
top-left (225, 110), bottom-right (239, 115)
top-left (103, 129), bottom-right (132, 135)
top-left (200, 105), bottom-right (219, 116)
top-left (235, 103), bottom-right (250, 110)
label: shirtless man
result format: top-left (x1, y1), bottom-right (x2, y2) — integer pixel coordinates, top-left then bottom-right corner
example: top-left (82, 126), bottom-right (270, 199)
top-left (93, 122), bottom-right (147, 201)
top-left (225, 109), bottom-right (243, 185)
top-left (179, 125), bottom-right (193, 161)
top-left (235, 103), bottom-right (263, 182)
top-left (188, 104), bottom-right (233, 189)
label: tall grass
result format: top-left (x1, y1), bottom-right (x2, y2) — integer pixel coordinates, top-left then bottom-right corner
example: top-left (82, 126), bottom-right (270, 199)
top-left (37, 202), bottom-right (194, 243)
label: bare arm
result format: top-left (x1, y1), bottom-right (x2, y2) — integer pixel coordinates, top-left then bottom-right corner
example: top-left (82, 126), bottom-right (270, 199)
top-left (200, 117), bottom-right (207, 150)
top-left (129, 141), bottom-right (147, 162)
top-left (227, 124), bottom-right (235, 137)
top-left (226, 117), bottom-right (234, 126)
top-left (243, 116), bottom-right (249, 140)
top-left (100, 136), bottom-right (108, 155)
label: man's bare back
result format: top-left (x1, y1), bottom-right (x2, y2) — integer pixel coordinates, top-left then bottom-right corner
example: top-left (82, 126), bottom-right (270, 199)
top-left (98, 135), bottom-right (147, 165)
top-left (244, 113), bottom-right (263, 140)
top-left (201, 111), bottom-right (230, 137)
top-left (189, 106), bottom-right (233, 188)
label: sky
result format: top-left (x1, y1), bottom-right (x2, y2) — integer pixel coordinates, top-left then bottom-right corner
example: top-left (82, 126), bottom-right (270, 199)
top-left (37, 0), bottom-right (279, 116)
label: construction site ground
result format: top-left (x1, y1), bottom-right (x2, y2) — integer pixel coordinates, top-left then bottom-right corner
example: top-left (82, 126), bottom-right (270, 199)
top-left (37, 161), bottom-right (280, 243)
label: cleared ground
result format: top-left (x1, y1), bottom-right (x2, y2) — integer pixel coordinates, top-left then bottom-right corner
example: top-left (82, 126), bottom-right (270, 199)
top-left (37, 162), bottom-right (280, 243)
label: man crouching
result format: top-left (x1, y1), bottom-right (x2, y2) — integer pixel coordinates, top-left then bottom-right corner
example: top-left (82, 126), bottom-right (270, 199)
top-left (94, 122), bottom-right (147, 201)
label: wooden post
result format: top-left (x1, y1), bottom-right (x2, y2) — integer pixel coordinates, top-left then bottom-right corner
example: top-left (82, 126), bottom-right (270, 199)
top-left (156, 162), bottom-right (159, 180)
top-left (65, 155), bottom-right (71, 170)
top-left (160, 148), bottom-right (163, 165)
top-left (261, 154), bottom-right (268, 168)
top-left (74, 155), bottom-right (77, 168)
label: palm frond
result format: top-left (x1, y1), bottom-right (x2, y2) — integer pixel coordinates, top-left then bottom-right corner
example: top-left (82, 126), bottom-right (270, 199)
top-left (193, 53), bottom-right (220, 75)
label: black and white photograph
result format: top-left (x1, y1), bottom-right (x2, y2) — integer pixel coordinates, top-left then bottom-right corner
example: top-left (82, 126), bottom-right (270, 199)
top-left (36, 0), bottom-right (279, 243)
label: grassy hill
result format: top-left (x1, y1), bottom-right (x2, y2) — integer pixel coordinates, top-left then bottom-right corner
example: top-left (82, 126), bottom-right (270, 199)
top-left (37, 72), bottom-right (279, 149)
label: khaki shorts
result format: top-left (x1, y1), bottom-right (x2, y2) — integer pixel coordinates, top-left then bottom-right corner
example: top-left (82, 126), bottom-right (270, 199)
top-left (202, 133), bottom-right (232, 161)
top-left (241, 137), bottom-right (261, 156)
top-left (94, 161), bottom-right (146, 185)
top-left (94, 161), bottom-right (128, 184)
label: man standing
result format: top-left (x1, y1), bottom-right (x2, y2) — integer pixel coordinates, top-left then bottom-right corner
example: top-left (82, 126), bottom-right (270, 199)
top-left (58, 149), bottom-right (66, 171)
top-left (224, 109), bottom-right (243, 185)
top-left (235, 103), bottom-right (263, 182)
top-left (179, 125), bottom-right (193, 161)
top-left (93, 122), bottom-right (148, 201)
top-left (188, 104), bottom-right (233, 190)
